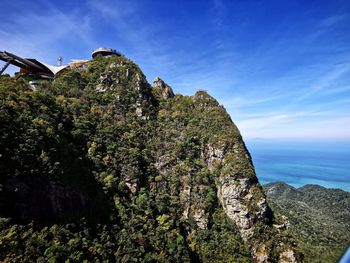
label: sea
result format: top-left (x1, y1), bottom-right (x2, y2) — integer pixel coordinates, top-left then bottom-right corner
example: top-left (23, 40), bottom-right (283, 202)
top-left (244, 139), bottom-right (350, 192)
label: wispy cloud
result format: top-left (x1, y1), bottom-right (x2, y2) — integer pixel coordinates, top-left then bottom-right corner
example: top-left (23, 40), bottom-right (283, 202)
top-left (295, 60), bottom-right (350, 101)
top-left (320, 13), bottom-right (349, 28)
top-left (87, 0), bottom-right (241, 96)
top-left (87, 0), bottom-right (179, 82)
top-left (210, 0), bottom-right (227, 27)
top-left (237, 114), bottom-right (289, 130)
top-left (0, 1), bottom-right (95, 65)
top-left (1, 0), bottom-right (349, 139)
top-left (237, 115), bottom-right (350, 139)
top-left (87, 0), bottom-right (136, 18)
top-left (222, 95), bottom-right (282, 108)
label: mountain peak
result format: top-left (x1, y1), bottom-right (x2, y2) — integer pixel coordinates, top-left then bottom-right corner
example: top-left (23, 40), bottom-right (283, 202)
top-left (152, 76), bottom-right (174, 100)
top-left (0, 56), bottom-right (301, 262)
top-left (193, 90), bottom-right (220, 109)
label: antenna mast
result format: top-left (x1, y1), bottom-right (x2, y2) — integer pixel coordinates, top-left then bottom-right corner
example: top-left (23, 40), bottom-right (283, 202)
top-left (57, 56), bottom-right (63, 66)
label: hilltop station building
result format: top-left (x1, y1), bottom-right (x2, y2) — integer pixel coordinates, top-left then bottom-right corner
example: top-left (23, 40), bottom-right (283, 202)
top-left (0, 48), bottom-right (121, 79)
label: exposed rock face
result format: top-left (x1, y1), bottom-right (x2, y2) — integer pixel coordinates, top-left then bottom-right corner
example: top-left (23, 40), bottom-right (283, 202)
top-left (206, 141), bottom-right (272, 238)
top-left (192, 208), bottom-right (208, 230)
top-left (279, 249), bottom-right (297, 263)
top-left (153, 89), bottom-right (301, 262)
top-left (205, 143), bottom-right (226, 170)
top-left (0, 56), bottom-right (302, 262)
top-left (218, 177), bottom-right (254, 236)
top-left (179, 175), bottom-right (191, 218)
top-left (194, 92), bottom-right (272, 240)
top-left (206, 140), bottom-right (300, 262)
top-left (152, 77), bottom-right (174, 99)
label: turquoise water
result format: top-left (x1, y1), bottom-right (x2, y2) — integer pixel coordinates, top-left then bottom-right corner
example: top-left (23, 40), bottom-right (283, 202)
top-left (245, 139), bottom-right (350, 192)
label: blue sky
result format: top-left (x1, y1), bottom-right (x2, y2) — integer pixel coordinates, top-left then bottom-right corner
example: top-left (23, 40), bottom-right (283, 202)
top-left (1, 0), bottom-right (350, 139)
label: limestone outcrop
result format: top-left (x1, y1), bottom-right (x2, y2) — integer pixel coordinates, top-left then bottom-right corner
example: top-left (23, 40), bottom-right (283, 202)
top-left (152, 77), bottom-right (175, 100)
top-left (0, 55), bottom-right (302, 262)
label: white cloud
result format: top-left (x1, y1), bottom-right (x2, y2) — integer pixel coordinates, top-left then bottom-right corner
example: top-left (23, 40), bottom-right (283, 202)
top-left (221, 95), bottom-right (282, 109)
top-left (237, 114), bottom-right (289, 129)
top-left (237, 114), bottom-right (350, 139)
top-left (211, 0), bottom-right (227, 27)
top-left (320, 14), bottom-right (349, 28)
top-left (295, 61), bottom-right (350, 101)
top-left (0, 1), bottom-right (95, 66)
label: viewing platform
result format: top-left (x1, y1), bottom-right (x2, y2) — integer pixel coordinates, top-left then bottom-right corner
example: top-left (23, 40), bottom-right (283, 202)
top-left (0, 47), bottom-right (123, 78)
top-left (92, 48), bottom-right (121, 59)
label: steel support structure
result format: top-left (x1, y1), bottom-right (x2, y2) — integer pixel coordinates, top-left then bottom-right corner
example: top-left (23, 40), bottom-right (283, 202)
top-left (0, 60), bottom-right (12, 75)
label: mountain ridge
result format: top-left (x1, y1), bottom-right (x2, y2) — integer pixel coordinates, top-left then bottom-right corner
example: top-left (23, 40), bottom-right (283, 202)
top-left (264, 182), bottom-right (350, 263)
top-left (0, 55), bottom-right (301, 262)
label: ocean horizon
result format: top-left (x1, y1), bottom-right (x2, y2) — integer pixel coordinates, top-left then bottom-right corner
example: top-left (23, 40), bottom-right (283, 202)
top-left (245, 139), bottom-right (350, 192)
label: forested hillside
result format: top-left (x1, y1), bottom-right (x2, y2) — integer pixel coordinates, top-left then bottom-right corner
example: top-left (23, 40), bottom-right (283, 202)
top-left (0, 56), bottom-right (301, 262)
top-left (265, 182), bottom-right (350, 263)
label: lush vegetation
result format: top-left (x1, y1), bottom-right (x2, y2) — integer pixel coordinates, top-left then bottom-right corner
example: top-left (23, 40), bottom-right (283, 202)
top-left (0, 57), bottom-right (256, 262)
top-left (264, 182), bottom-right (350, 263)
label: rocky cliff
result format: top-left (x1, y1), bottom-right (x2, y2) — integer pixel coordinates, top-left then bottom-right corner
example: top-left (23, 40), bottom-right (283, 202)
top-left (0, 55), bottom-right (301, 262)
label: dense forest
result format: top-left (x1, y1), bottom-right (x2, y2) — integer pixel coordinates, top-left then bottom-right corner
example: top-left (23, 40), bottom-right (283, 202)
top-left (1, 56), bottom-right (301, 262)
top-left (264, 182), bottom-right (350, 263)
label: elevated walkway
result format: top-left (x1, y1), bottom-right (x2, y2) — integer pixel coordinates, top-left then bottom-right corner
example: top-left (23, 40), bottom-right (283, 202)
top-left (1, 47), bottom-right (122, 78)
top-left (0, 51), bottom-right (68, 78)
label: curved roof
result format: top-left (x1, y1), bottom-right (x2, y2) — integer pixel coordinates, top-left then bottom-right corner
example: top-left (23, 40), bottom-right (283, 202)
top-left (39, 62), bottom-right (69, 75)
top-left (0, 51), bottom-right (69, 78)
top-left (92, 48), bottom-right (121, 59)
